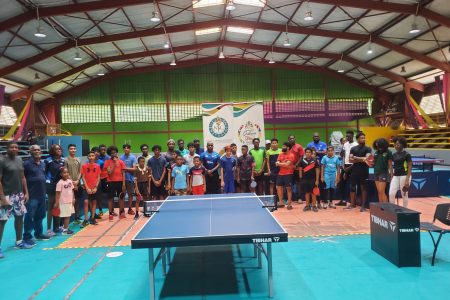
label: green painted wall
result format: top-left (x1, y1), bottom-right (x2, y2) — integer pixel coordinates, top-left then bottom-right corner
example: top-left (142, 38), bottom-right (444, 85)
top-left (61, 63), bottom-right (375, 150)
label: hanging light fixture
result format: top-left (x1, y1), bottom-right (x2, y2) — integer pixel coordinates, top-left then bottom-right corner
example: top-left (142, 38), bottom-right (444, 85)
top-left (268, 45), bottom-right (275, 64)
top-left (304, 0), bottom-right (314, 21)
top-left (337, 53), bottom-right (345, 73)
top-left (164, 41), bottom-right (170, 49)
top-left (170, 59), bottom-right (176, 66)
top-left (150, 0), bottom-right (161, 22)
top-left (34, 72), bottom-right (40, 80)
top-left (226, 0), bottom-right (236, 11)
top-left (409, 2), bottom-right (421, 34)
top-left (400, 66), bottom-right (406, 73)
top-left (219, 50), bottom-right (225, 59)
top-left (73, 40), bottom-right (82, 61)
top-left (97, 69), bottom-right (105, 76)
top-left (34, 7), bottom-right (46, 38)
top-left (283, 24), bottom-right (291, 47)
top-left (367, 44), bottom-right (373, 55)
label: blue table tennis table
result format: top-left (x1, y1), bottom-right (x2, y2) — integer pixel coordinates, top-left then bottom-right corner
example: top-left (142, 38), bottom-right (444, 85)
top-left (411, 156), bottom-right (444, 171)
top-left (131, 193), bottom-right (288, 299)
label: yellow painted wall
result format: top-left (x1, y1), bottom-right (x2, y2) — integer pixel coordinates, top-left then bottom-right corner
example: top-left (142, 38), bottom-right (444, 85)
top-left (360, 126), bottom-right (402, 147)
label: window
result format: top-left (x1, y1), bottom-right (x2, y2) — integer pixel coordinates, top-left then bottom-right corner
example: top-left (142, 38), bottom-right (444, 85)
top-left (61, 105), bottom-right (111, 123)
top-left (169, 104), bottom-right (202, 121)
top-left (195, 27), bottom-right (221, 36)
top-left (0, 105), bottom-right (18, 126)
top-left (227, 26), bottom-right (254, 35)
top-left (114, 104), bottom-right (167, 122)
top-left (420, 94), bottom-right (444, 115)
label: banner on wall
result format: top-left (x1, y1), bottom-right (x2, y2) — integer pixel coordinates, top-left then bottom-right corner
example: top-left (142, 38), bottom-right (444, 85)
top-left (202, 102), bottom-right (265, 152)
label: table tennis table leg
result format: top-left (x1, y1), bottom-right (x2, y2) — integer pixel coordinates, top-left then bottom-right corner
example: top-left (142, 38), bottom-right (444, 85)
top-left (258, 246), bottom-right (262, 269)
top-left (148, 248), bottom-right (155, 300)
top-left (267, 243), bottom-right (273, 298)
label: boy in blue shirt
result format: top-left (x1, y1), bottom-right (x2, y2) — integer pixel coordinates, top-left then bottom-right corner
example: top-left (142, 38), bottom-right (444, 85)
top-left (220, 146), bottom-right (237, 193)
top-left (120, 144), bottom-right (137, 215)
top-left (321, 146), bottom-right (340, 209)
top-left (171, 155), bottom-right (189, 196)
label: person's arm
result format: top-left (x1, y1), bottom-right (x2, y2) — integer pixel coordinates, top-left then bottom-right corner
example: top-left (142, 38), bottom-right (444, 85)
top-left (263, 153), bottom-right (267, 175)
top-left (321, 164), bottom-right (325, 183)
top-left (189, 171), bottom-right (193, 192)
top-left (81, 171), bottom-right (90, 193)
top-left (405, 156), bottom-right (413, 191)
top-left (21, 173), bottom-right (29, 202)
top-left (266, 155), bottom-right (271, 175)
top-left (0, 174), bottom-right (7, 207)
top-left (315, 166), bottom-right (320, 186)
top-left (388, 159), bottom-right (393, 180)
top-left (299, 166), bottom-right (303, 179)
top-left (186, 169), bottom-right (190, 192)
top-left (202, 172), bottom-right (206, 192)
top-left (121, 163), bottom-right (126, 191)
top-left (220, 166), bottom-right (224, 188)
top-left (251, 159), bottom-right (255, 181)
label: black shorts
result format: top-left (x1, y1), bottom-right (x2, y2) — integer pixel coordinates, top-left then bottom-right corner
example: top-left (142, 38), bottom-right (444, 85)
top-left (254, 173), bottom-right (264, 183)
top-left (374, 173), bottom-right (389, 182)
top-left (108, 181), bottom-right (123, 198)
top-left (125, 180), bottom-right (134, 196)
top-left (240, 180), bottom-right (251, 192)
top-left (293, 170), bottom-right (300, 183)
top-left (350, 169), bottom-right (369, 188)
top-left (301, 178), bottom-right (315, 193)
top-left (100, 178), bottom-right (108, 193)
top-left (270, 174), bottom-right (278, 184)
top-left (276, 174), bottom-right (292, 187)
top-left (82, 188), bottom-right (99, 201)
top-left (137, 181), bottom-right (149, 197)
top-left (151, 181), bottom-right (165, 197)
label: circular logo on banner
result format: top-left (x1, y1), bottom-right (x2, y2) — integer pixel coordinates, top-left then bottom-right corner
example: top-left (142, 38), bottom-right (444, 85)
top-left (237, 121), bottom-right (262, 145)
top-left (209, 117), bottom-right (229, 138)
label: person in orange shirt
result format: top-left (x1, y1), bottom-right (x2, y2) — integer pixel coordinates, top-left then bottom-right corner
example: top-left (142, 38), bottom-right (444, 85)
top-left (275, 142), bottom-right (295, 210)
top-left (80, 151), bottom-right (101, 227)
top-left (103, 146), bottom-right (126, 221)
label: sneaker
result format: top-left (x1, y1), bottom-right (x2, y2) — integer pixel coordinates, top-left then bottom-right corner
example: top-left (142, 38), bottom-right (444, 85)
top-left (73, 218), bottom-right (82, 225)
top-left (81, 220), bottom-right (89, 228)
top-left (111, 211), bottom-right (118, 217)
top-left (119, 211), bottom-right (126, 219)
top-left (89, 219), bottom-right (98, 225)
top-left (360, 207), bottom-right (367, 212)
top-left (336, 201), bottom-right (347, 206)
top-left (312, 206), bottom-right (319, 212)
top-left (35, 234), bottom-right (51, 240)
top-left (303, 205), bottom-right (311, 212)
top-left (286, 205), bottom-right (293, 210)
top-left (46, 229), bottom-right (56, 238)
top-left (62, 229), bottom-right (74, 235)
top-left (15, 240), bottom-right (35, 249)
top-left (134, 212), bottom-right (139, 220)
top-left (56, 226), bottom-right (64, 233)
top-left (94, 214), bottom-right (102, 220)
top-left (128, 208), bottom-right (135, 215)
top-left (109, 214), bottom-right (114, 221)
top-left (328, 203), bottom-right (336, 209)
top-left (24, 239), bottom-right (36, 247)
top-left (344, 205), bottom-right (355, 210)
top-left (99, 211), bottom-right (104, 217)
top-left (0, 247), bottom-right (4, 259)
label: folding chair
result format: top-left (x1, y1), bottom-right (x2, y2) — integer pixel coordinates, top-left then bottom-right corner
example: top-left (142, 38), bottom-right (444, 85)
top-left (420, 203), bottom-right (450, 266)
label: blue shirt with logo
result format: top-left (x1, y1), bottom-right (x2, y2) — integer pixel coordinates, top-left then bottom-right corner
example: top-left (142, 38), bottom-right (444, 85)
top-left (45, 156), bottom-right (65, 187)
top-left (24, 158), bottom-right (46, 199)
top-left (220, 156), bottom-right (237, 181)
top-left (171, 164), bottom-right (189, 190)
top-left (200, 151), bottom-right (220, 171)
top-left (307, 141), bottom-right (327, 159)
top-left (120, 154), bottom-right (137, 182)
top-left (321, 155), bottom-right (340, 176)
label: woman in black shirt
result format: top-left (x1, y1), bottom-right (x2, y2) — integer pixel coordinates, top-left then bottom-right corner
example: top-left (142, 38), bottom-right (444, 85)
top-left (388, 137), bottom-right (412, 208)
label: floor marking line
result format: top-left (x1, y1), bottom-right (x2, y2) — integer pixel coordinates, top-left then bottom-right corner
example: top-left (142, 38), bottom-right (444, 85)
top-left (28, 214), bottom-right (127, 299)
top-left (64, 216), bottom-right (141, 299)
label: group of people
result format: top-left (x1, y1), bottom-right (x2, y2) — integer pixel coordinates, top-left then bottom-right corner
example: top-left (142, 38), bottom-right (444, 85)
top-left (0, 132), bottom-right (413, 258)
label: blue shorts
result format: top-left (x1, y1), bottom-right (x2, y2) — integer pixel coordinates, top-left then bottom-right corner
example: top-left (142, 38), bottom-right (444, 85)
top-left (223, 179), bottom-right (235, 193)
top-left (324, 173), bottom-right (337, 189)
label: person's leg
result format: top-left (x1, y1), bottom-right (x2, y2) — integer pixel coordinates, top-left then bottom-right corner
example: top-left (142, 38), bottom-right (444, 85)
top-left (348, 172), bottom-right (357, 208)
top-left (399, 175), bottom-right (409, 208)
top-left (90, 199), bottom-right (97, 222)
top-left (0, 219), bottom-right (6, 244)
top-left (73, 188), bottom-right (81, 220)
top-left (63, 217), bottom-right (69, 230)
top-left (276, 186), bottom-right (284, 207)
top-left (380, 181), bottom-right (388, 202)
top-left (311, 193), bottom-right (317, 210)
top-left (360, 179), bottom-right (368, 211)
top-left (389, 176), bottom-right (400, 204)
top-left (23, 198), bottom-right (38, 241)
top-left (14, 215), bottom-right (24, 242)
top-left (34, 198), bottom-right (46, 238)
top-left (47, 193), bottom-right (55, 231)
top-left (286, 186), bottom-right (292, 208)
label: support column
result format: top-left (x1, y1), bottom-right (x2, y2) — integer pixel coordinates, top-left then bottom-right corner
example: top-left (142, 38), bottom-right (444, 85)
top-left (109, 80), bottom-right (116, 145)
top-left (271, 69), bottom-right (276, 137)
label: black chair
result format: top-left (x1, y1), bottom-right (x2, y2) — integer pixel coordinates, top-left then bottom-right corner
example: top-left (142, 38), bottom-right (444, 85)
top-left (420, 203), bottom-right (450, 265)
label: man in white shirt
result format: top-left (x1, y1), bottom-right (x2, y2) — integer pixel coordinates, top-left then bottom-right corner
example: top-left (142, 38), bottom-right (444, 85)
top-left (336, 130), bottom-right (358, 206)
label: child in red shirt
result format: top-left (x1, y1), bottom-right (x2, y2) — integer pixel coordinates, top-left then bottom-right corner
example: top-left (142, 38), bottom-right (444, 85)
top-left (189, 157), bottom-right (206, 195)
top-left (81, 151), bottom-right (101, 227)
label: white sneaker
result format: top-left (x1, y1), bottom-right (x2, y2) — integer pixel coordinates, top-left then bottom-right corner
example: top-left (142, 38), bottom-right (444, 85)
top-left (46, 229), bottom-right (56, 237)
